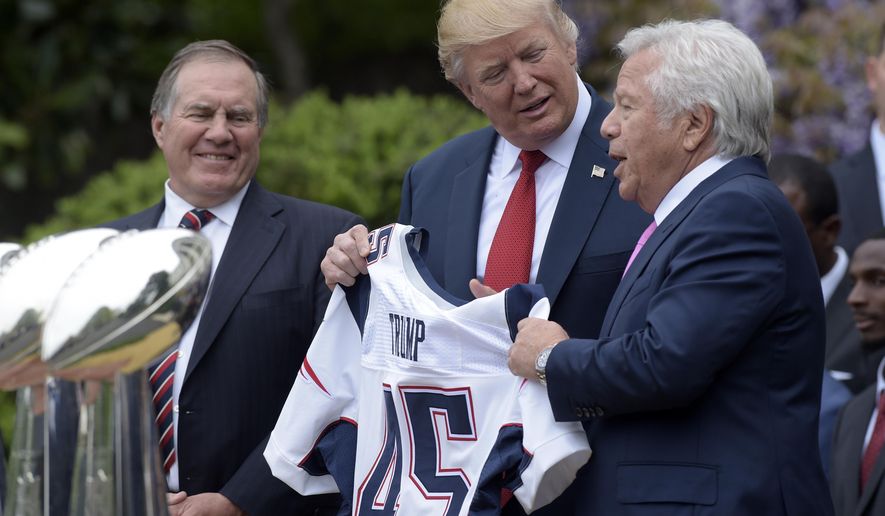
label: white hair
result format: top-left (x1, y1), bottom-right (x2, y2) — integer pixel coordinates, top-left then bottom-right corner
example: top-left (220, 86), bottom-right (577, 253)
top-left (616, 19), bottom-right (773, 162)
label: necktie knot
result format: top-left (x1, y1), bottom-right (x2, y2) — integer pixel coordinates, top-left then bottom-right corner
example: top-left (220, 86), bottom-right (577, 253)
top-left (518, 149), bottom-right (547, 177)
top-left (179, 209), bottom-right (215, 231)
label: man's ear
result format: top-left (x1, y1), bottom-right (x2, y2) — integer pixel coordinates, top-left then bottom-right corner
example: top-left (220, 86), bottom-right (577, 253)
top-left (682, 104), bottom-right (714, 152)
top-left (151, 114), bottom-right (166, 149)
top-left (457, 81), bottom-right (481, 111)
top-left (819, 213), bottom-right (842, 248)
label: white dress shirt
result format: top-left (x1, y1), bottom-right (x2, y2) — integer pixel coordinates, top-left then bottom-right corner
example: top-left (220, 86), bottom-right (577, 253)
top-left (653, 155), bottom-right (733, 225)
top-left (820, 246), bottom-right (848, 307)
top-left (476, 72), bottom-right (591, 284)
top-left (157, 179), bottom-right (249, 490)
top-left (863, 357), bottom-right (885, 452)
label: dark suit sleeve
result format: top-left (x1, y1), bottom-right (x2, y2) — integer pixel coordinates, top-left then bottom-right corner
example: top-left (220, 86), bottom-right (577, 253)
top-left (397, 166), bottom-right (415, 224)
top-left (220, 210), bottom-right (364, 515)
top-left (546, 188), bottom-right (786, 418)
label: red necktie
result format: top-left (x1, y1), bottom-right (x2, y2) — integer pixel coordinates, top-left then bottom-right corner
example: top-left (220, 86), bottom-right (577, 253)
top-left (149, 208), bottom-right (215, 472)
top-left (623, 221), bottom-right (657, 277)
top-left (861, 391), bottom-right (885, 491)
top-left (484, 150), bottom-right (547, 292)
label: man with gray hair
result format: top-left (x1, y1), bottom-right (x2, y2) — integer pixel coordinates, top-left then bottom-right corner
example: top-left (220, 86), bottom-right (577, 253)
top-left (510, 19), bottom-right (834, 514)
top-left (105, 40), bottom-right (360, 515)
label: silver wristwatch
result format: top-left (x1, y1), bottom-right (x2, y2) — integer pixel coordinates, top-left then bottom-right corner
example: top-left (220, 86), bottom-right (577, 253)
top-left (535, 346), bottom-right (555, 385)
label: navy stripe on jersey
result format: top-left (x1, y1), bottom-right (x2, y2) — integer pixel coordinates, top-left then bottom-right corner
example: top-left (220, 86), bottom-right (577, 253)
top-left (300, 419), bottom-right (358, 513)
top-left (404, 227), bottom-right (468, 307)
top-left (344, 275), bottom-right (372, 336)
top-left (504, 283), bottom-right (547, 342)
top-left (470, 424), bottom-right (532, 514)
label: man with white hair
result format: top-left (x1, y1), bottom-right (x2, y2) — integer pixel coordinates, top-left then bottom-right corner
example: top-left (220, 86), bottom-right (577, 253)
top-left (511, 19), bottom-right (834, 514)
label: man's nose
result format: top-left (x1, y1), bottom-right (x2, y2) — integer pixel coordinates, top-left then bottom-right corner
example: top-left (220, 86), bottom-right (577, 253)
top-left (601, 111), bottom-right (619, 140)
top-left (205, 113), bottom-right (233, 142)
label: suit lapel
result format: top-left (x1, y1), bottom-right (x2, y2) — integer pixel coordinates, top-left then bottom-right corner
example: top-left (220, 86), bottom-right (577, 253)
top-left (184, 182), bottom-right (284, 381)
top-left (854, 388), bottom-right (880, 515)
top-left (851, 146), bottom-right (884, 228)
top-left (825, 271), bottom-right (854, 356)
top-left (600, 157), bottom-right (767, 336)
top-left (443, 128), bottom-right (496, 300)
top-left (125, 203), bottom-right (165, 230)
top-left (538, 83), bottom-right (617, 305)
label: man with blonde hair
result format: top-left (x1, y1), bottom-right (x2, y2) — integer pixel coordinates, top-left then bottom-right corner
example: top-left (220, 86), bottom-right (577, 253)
top-left (322, 0), bottom-right (647, 360)
top-left (319, 1), bottom-right (647, 511)
top-left (510, 19), bottom-right (834, 514)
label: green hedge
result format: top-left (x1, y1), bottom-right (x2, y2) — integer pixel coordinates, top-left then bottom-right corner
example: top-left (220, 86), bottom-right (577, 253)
top-left (7, 89), bottom-right (484, 455)
top-left (25, 89), bottom-right (486, 241)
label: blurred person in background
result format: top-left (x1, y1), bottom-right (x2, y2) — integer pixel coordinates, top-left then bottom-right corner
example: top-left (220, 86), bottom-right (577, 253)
top-left (831, 23), bottom-right (885, 255)
top-left (768, 152), bottom-right (855, 478)
top-left (831, 228), bottom-right (885, 516)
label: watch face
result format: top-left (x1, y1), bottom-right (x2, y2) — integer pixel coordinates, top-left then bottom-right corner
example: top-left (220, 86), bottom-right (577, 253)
top-left (536, 348), bottom-right (550, 369)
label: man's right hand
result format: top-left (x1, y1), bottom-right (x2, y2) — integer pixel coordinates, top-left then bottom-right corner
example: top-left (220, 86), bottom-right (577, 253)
top-left (321, 224), bottom-right (371, 289)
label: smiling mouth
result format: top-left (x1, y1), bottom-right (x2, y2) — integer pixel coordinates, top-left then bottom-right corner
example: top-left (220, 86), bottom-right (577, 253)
top-left (197, 153), bottom-right (234, 161)
top-left (854, 316), bottom-right (879, 331)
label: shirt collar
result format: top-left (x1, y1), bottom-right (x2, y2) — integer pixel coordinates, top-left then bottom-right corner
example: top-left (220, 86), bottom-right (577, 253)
top-left (497, 72), bottom-right (591, 175)
top-left (877, 355), bottom-right (885, 400)
top-left (871, 118), bottom-right (885, 184)
top-left (162, 180), bottom-right (250, 229)
top-left (820, 246), bottom-right (848, 306)
top-left (654, 155), bottom-right (733, 224)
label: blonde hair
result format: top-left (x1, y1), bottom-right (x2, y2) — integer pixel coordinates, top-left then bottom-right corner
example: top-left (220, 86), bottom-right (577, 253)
top-left (437, 0), bottom-right (578, 82)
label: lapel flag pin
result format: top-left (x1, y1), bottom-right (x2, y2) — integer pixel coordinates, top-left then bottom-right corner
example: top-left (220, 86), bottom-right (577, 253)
top-left (591, 165), bottom-right (606, 178)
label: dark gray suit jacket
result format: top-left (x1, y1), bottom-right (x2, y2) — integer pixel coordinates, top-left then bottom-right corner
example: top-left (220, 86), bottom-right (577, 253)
top-left (105, 181), bottom-right (361, 515)
top-left (831, 383), bottom-right (885, 516)
top-left (831, 145), bottom-right (883, 255)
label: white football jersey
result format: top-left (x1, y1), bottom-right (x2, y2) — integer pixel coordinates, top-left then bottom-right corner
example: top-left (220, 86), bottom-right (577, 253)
top-left (265, 224), bottom-right (591, 515)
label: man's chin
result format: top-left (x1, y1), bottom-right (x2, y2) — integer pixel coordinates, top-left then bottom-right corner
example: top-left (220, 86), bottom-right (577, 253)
top-left (860, 334), bottom-right (885, 352)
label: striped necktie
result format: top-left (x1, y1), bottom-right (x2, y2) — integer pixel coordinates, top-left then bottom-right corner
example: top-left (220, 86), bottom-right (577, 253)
top-left (149, 208), bottom-right (215, 472)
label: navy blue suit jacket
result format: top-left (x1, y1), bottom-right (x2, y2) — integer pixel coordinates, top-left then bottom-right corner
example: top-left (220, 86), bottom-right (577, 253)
top-left (545, 157), bottom-right (833, 514)
top-left (831, 145), bottom-right (882, 255)
top-left (104, 181), bottom-right (361, 515)
top-left (398, 83), bottom-right (650, 340)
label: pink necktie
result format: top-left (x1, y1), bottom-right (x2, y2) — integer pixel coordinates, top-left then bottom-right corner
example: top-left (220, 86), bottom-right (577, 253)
top-left (484, 150), bottom-right (547, 292)
top-left (623, 221), bottom-right (657, 277)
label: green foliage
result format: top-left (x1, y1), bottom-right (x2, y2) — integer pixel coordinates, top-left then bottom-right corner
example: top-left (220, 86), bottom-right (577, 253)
top-left (24, 89), bottom-right (486, 242)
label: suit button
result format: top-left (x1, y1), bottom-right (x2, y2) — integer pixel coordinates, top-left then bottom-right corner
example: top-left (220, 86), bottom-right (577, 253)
top-left (583, 407), bottom-right (593, 419)
top-left (595, 406), bottom-right (605, 417)
top-left (575, 407), bottom-right (584, 418)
